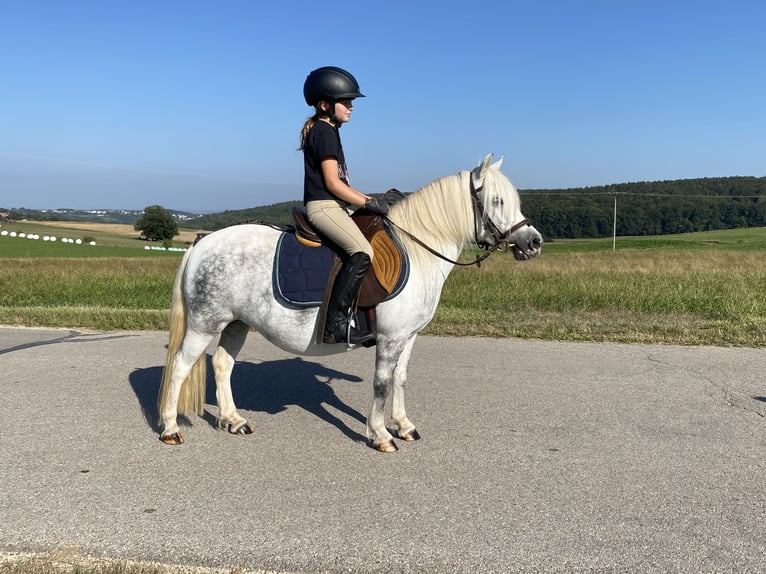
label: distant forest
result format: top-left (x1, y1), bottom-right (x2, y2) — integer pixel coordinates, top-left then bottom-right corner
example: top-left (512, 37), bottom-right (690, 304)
top-left (190, 201), bottom-right (303, 231)
top-left (191, 176), bottom-right (766, 239)
top-left (5, 176), bottom-right (765, 239)
top-left (521, 176), bottom-right (766, 239)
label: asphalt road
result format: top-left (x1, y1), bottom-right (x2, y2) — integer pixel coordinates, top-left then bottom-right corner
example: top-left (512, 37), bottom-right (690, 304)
top-left (0, 327), bottom-right (764, 573)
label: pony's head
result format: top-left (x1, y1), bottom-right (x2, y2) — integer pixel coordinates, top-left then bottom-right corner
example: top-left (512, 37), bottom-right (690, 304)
top-left (470, 154), bottom-right (543, 260)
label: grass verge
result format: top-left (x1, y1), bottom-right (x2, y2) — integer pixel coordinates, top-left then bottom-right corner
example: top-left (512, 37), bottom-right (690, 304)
top-left (0, 549), bottom-right (257, 574)
top-left (1, 227), bottom-right (764, 346)
top-left (425, 247), bottom-right (765, 346)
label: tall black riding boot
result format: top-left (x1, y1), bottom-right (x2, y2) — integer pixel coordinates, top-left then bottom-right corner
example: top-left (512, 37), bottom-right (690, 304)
top-left (323, 252), bottom-right (375, 345)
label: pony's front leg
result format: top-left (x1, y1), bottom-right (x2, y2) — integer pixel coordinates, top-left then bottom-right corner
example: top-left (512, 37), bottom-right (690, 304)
top-left (212, 321), bottom-right (254, 436)
top-left (367, 338), bottom-right (407, 453)
top-left (390, 335), bottom-right (421, 443)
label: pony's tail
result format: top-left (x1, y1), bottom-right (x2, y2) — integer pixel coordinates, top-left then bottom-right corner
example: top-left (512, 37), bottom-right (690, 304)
top-left (158, 247), bottom-right (207, 419)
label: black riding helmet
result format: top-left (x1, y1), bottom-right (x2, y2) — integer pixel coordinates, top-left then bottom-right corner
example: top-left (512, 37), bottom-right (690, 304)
top-left (303, 66), bottom-right (365, 107)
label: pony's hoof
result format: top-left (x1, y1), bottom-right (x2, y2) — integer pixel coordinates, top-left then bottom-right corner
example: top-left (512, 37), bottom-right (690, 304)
top-left (160, 432), bottom-right (184, 445)
top-left (373, 439), bottom-right (398, 453)
top-left (399, 429), bottom-right (421, 442)
top-left (222, 421), bottom-right (254, 435)
top-left (234, 422), bottom-right (254, 436)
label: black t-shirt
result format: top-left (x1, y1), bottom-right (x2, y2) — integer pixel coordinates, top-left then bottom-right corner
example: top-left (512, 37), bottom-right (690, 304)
top-left (303, 120), bottom-right (349, 204)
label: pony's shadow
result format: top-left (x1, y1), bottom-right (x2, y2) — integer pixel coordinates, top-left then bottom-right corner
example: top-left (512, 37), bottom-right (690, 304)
top-left (129, 357), bottom-right (367, 443)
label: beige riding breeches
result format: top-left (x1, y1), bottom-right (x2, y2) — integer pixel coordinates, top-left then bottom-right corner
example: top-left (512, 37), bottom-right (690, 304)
top-left (306, 199), bottom-right (374, 259)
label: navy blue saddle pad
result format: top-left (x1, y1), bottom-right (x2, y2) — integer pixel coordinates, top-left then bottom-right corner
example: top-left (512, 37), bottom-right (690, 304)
top-left (274, 231), bottom-right (408, 308)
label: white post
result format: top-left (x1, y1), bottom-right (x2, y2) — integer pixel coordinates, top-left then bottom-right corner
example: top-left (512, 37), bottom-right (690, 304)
top-left (612, 195), bottom-right (617, 251)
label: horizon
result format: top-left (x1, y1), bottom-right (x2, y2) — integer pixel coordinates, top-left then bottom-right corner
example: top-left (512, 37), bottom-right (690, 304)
top-left (3, 172), bottom-right (765, 215)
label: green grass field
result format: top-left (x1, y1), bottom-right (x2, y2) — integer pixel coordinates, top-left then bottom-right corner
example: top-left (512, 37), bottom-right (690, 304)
top-left (0, 220), bottom-right (195, 257)
top-left (1, 222), bottom-right (764, 346)
top-left (545, 226), bottom-right (766, 252)
top-left (0, 238), bottom-right (183, 258)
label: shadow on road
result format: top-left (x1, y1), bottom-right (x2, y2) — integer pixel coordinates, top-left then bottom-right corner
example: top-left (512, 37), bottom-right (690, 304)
top-left (129, 356), bottom-right (367, 442)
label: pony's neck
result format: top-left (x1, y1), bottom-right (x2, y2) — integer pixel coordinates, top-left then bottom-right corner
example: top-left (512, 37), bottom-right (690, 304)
top-left (390, 171), bottom-right (475, 254)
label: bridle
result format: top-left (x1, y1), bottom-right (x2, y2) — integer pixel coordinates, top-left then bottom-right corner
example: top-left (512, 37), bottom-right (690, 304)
top-left (470, 175), bottom-right (530, 253)
top-left (384, 175), bottom-right (532, 268)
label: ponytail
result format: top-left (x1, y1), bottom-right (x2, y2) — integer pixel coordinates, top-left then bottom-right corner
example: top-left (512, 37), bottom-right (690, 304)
top-left (299, 115), bottom-right (318, 150)
top-left (300, 102), bottom-right (333, 150)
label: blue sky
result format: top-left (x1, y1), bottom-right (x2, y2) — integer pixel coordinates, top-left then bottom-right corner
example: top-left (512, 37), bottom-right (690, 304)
top-left (1, 0), bottom-right (764, 213)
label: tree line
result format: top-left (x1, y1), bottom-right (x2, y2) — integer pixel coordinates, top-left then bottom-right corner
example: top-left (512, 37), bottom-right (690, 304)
top-left (190, 201), bottom-right (303, 230)
top-left (519, 176), bottom-right (765, 239)
top-left (190, 176), bottom-right (766, 239)
top-left (5, 176), bottom-right (764, 239)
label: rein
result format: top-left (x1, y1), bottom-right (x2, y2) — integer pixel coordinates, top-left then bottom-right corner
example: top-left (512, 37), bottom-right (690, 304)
top-left (384, 217), bottom-right (498, 268)
top-left (384, 177), bottom-right (531, 269)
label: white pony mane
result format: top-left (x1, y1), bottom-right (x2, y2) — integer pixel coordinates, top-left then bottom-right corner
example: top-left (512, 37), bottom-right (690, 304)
top-left (389, 171), bottom-right (474, 250)
top-left (388, 156), bottom-right (520, 264)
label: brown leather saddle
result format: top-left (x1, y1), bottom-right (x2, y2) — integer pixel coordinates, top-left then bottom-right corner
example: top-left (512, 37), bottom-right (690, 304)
top-left (291, 207), bottom-right (403, 309)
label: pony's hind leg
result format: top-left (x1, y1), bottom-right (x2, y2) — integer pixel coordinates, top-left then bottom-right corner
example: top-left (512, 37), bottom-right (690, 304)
top-left (159, 330), bottom-right (214, 444)
top-left (212, 321), bottom-right (254, 436)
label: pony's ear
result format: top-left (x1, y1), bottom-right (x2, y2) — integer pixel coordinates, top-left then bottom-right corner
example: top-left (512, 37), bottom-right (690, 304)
top-left (491, 156), bottom-right (504, 171)
top-left (472, 153), bottom-right (494, 189)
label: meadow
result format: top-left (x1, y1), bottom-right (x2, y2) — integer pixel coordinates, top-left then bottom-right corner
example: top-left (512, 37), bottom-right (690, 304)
top-left (1, 221), bottom-right (764, 346)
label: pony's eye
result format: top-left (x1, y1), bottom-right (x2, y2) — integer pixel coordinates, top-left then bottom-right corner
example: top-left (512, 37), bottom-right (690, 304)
top-left (491, 196), bottom-right (504, 207)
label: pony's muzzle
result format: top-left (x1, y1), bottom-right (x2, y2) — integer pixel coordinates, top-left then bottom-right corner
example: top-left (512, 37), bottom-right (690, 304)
top-left (510, 228), bottom-right (543, 261)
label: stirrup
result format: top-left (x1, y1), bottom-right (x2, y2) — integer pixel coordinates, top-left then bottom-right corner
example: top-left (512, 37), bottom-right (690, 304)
top-left (323, 319), bottom-right (374, 345)
top-left (344, 321), bottom-right (375, 345)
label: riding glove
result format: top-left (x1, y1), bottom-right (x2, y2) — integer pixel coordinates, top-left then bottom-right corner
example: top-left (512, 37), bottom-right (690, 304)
top-left (364, 197), bottom-right (389, 216)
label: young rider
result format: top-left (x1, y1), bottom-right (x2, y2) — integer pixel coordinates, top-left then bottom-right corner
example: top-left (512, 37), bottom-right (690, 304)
top-left (299, 66), bottom-right (389, 345)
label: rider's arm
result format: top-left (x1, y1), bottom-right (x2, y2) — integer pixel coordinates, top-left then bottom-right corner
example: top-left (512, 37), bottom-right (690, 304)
top-left (321, 157), bottom-right (371, 208)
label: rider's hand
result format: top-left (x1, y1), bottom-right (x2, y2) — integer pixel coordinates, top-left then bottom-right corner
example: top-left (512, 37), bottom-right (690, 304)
top-left (364, 197), bottom-right (389, 216)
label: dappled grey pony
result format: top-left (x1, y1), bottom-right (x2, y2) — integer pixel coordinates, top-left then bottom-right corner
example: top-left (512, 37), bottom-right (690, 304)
top-left (158, 154), bottom-right (543, 452)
